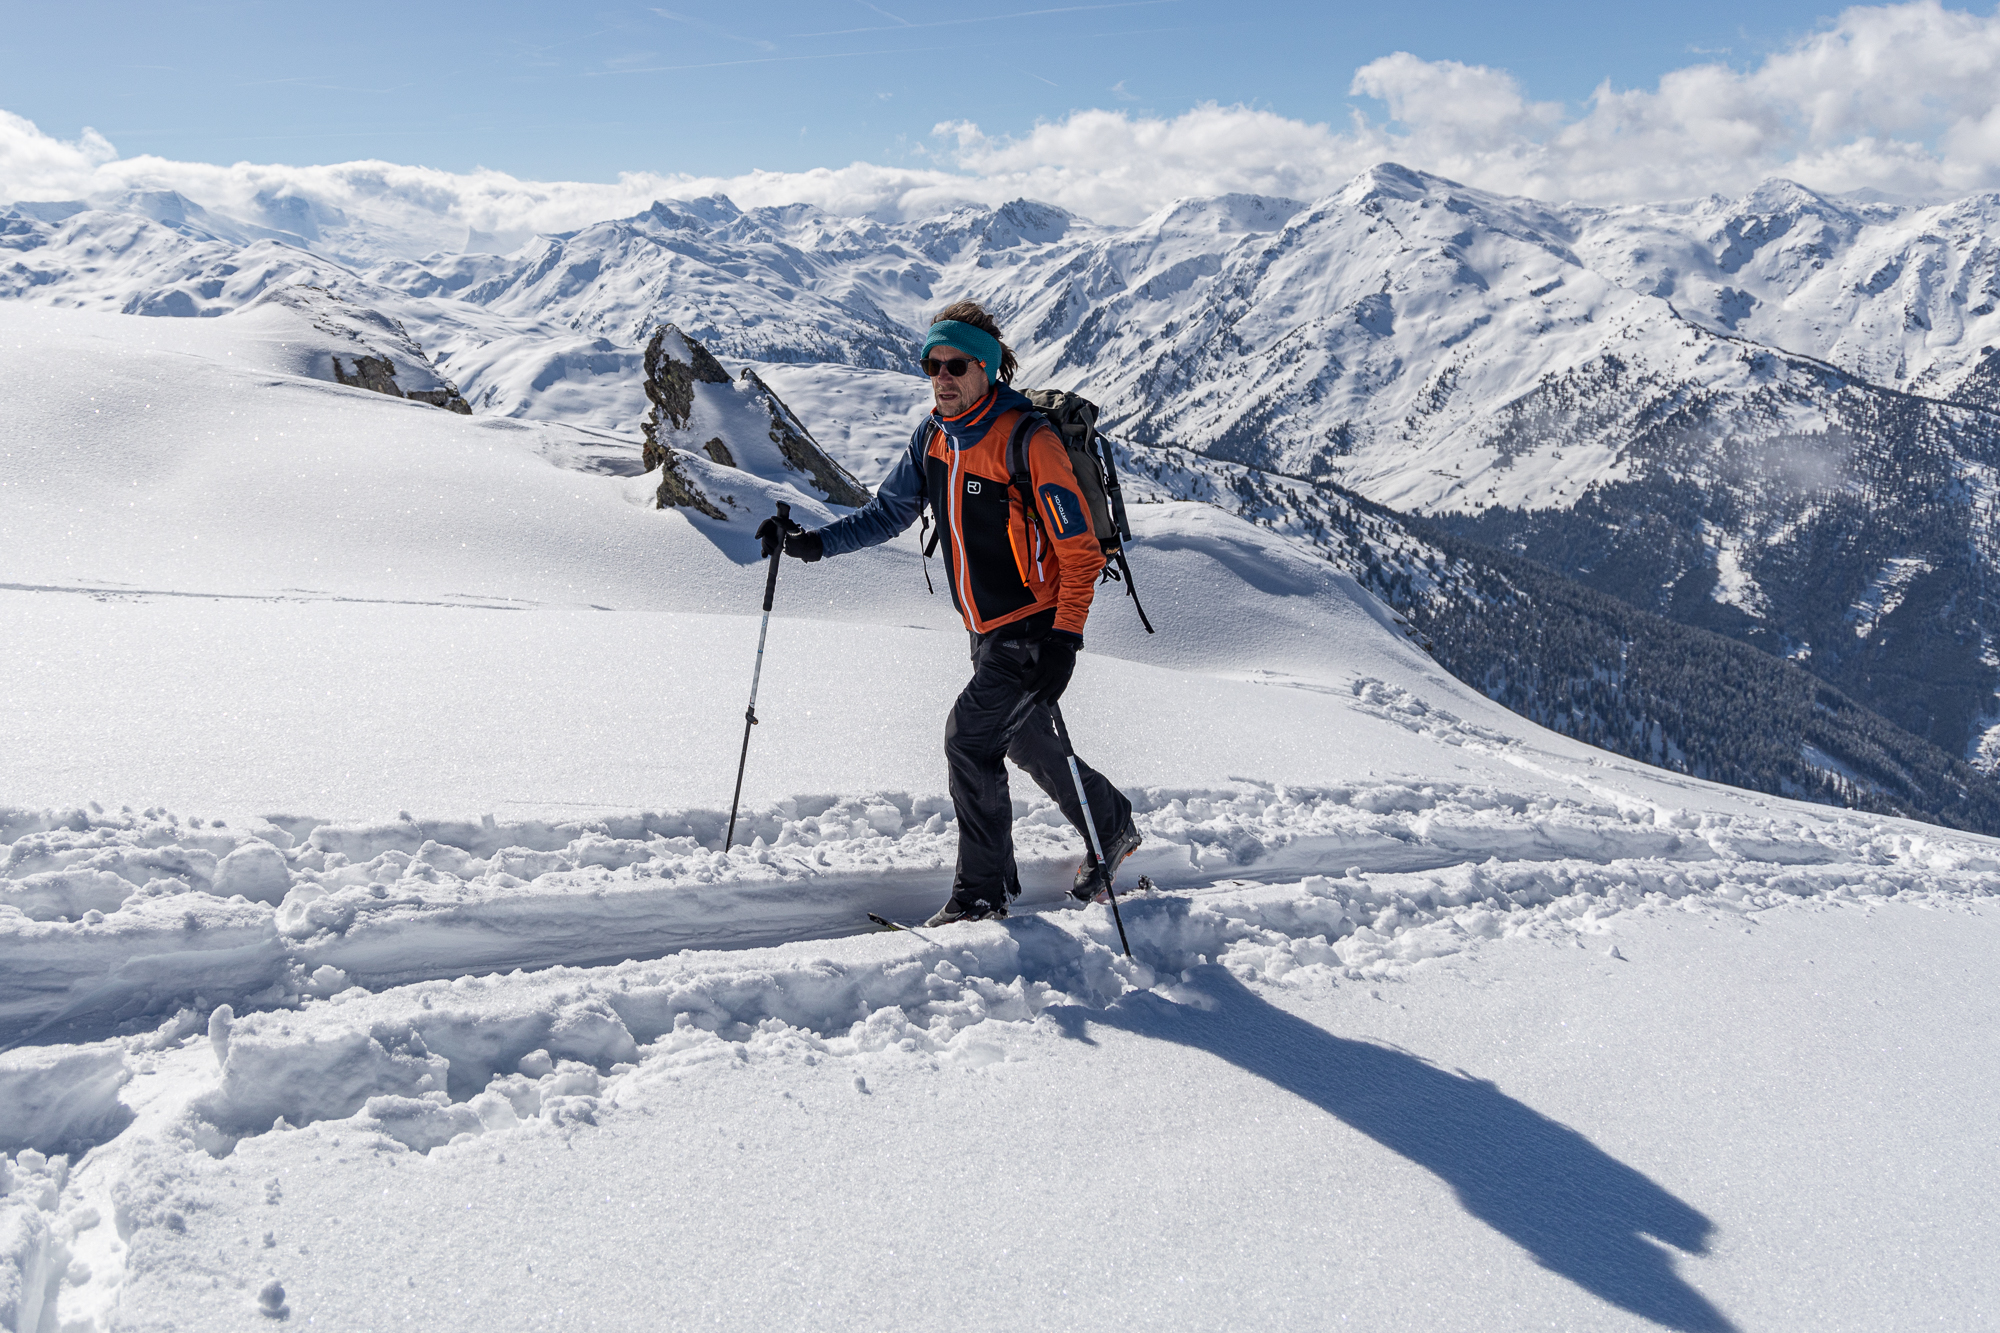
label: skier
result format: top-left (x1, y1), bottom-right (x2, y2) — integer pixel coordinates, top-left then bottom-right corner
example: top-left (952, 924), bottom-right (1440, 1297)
top-left (759, 301), bottom-right (1141, 926)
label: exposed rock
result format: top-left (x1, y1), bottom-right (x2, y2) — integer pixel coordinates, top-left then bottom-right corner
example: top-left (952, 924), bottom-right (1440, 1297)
top-left (651, 453), bottom-right (725, 520)
top-left (739, 368), bottom-right (873, 508)
top-left (238, 285), bottom-right (471, 413)
top-left (642, 324), bottom-right (730, 435)
top-left (329, 349), bottom-right (472, 412)
top-left (330, 354), bottom-right (400, 397)
top-left (639, 322), bottom-right (873, 516)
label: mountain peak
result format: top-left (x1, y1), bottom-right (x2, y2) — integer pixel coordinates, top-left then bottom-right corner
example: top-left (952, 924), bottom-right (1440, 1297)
top-left (1, 199), bottom-right (87, 225)
top-left (1345, 162), bottom-right (1461, 202)
top-left (988, 198), bottom-right (1073, 244)
top-left (636, 195), bottom-right (745, 234)
top-left (1739, 177), bottom-right (1846, 218)
top-left (1139, 193), bottom-right (1306, 236)
top-left (106, 188), bottom-right (204, 224)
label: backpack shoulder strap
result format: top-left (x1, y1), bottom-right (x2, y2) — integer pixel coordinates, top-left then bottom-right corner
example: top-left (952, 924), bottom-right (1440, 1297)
top-left (1006, 409), bottom-right (1050, 500)
top-left (1006, 410), bottom-right (1056, 548)
top-left (912, 420), bottom-right (940, 556)
top-left (915, 418), bottom-right (944, 559)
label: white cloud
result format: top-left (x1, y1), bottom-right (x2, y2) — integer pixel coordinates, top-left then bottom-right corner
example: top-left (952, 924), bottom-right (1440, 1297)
top-left (926, 4), bottom-right (2000, 212)
top-left (1351, 52), bottom-right (1565, 150)
top-left (943, 1), bottom-right (2000, 205)
top-left (5, 0), bottom-right (2000, 250)
top-left (1418, 0), bottom-right (2000, 202)
top-left (931, 105), bottom-right (1375, 221)
top-left (0, 110), bottom-right (117, 188)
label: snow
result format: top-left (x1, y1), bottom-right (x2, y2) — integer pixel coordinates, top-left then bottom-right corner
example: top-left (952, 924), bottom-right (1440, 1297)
top-left (1799, 743), bottom-right (1881, 793)
top-left (1973, 718), bottom-right (2000, 771)
top-left (1575, 182), bottom-right (2000, 404)
top-left (4, 301), bottom-right (1999, 1330)
top-left (745, 362), bottom-right (934, 488)
top-left (13, 887), bottom-right (1998, 1330)
top-left (1706, 524), bottom-right (1769, 619)
top-left (1844, 556), bottom-right (1934, 638)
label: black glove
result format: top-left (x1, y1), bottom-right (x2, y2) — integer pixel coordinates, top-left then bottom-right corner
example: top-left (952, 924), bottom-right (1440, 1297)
top-left (754, 511), bottom-right (796, 558)
top-left (1029, 630), bottom-right (1081, 703)
top-left (756, 511), bottom-right (823, 561)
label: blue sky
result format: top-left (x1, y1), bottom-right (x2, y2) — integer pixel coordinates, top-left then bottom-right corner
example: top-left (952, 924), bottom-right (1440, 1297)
top-left (0, 0), bottom-right (1869, 180)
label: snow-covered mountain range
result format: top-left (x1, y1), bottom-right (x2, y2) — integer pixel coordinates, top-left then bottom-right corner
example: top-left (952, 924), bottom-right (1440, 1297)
top-left (7, 166), bottom-right (1999, 768)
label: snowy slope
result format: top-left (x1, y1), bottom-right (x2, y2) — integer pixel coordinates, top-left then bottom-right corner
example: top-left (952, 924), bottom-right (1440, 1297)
top-left (1572, 179), bottom-right (2000, 408)
top-left (0, 198), bottom-right (349, 317)
top-left (5, 301), bottom-right (2000, 1330)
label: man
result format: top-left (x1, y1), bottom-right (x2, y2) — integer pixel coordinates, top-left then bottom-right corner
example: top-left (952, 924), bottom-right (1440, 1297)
top-left (759, 301), bottom-right (1141, 927)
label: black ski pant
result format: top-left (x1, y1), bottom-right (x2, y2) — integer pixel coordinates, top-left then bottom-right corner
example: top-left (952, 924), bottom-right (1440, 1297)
top-left (945, 625), bottom-right (1132, 909)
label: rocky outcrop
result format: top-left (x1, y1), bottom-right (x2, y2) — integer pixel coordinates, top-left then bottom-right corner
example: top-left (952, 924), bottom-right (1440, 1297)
top-left (327, 351), bottom-right (466, 411)
top-left (241, 285), bottom-right (472, 413)
top-left (738, 368), bottom-right (872, 508)
top-left (639, 325), bottom-right (726, 515)
top-left (642, 324), bottom-right (731, 441)
top-left (652, 456), bottom-right (725, 520)
top-left (639, 323), bottom-right (872, 516)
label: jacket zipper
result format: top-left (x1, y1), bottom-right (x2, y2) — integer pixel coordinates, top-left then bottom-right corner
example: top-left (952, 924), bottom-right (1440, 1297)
top-left (947, 442), bottom-right (981, 632)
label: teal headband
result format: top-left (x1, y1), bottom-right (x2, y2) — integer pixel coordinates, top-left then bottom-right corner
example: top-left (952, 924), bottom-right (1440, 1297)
top-left (922, 320), bottom-right (1003, 380)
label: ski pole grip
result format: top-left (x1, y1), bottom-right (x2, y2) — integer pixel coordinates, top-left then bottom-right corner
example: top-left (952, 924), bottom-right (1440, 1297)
top-left (762, 501), bottom-right (789, 612)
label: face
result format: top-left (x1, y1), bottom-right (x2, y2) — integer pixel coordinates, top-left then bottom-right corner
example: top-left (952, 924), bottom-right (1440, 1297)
top-left (927, 344), bottom-right (991, 415)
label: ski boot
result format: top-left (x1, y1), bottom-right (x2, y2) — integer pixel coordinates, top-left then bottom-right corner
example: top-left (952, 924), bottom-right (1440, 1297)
top-left (1071, 823), bottom-right (1143, 903)
top-left (925, 893), bottom-right (1009, 928)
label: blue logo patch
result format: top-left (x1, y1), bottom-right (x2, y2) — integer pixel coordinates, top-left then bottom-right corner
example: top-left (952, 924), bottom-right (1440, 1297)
top-left (1038, 483), bottom-right (1089, 539)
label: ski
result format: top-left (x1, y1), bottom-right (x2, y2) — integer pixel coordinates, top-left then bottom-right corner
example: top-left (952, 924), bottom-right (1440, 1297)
top-left (866, 912), bottom-right (937, 942)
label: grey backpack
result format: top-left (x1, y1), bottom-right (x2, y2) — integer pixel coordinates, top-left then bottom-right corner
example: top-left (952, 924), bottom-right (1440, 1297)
top-left (1006, 389), bottom-right (1153, 634)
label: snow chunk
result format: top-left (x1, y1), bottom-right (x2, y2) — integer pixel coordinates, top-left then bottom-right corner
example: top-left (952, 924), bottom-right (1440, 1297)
top-left (191, 1023), bottom-right (449, 1148)
top-left (212, 842), bottom-right (292, 906)
top-left (0, 1190), bottom-right (64, 1333)
top-left (357, 1094), bottom-right (484, 1153)
top-left (0, 1046), bottom-right (132, 1155)
top-left (208, 1004), bottom-right (233, 1069)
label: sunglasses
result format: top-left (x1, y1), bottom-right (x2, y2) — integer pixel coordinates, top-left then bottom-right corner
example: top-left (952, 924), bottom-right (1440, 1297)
top-left (922, 356), bottom-right (980, 378)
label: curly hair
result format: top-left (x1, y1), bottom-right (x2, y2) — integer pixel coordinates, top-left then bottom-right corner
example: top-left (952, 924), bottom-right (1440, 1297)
top-left (932, 299), bottom-right (1019, 383)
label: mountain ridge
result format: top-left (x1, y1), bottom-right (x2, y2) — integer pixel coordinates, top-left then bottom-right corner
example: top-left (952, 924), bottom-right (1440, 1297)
top-left (6, 165), bottom-right (1999, 767)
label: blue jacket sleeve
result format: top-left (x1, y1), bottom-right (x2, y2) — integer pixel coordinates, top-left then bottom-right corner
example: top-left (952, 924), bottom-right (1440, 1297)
top-left (816, 433), bottom-right (927, 557)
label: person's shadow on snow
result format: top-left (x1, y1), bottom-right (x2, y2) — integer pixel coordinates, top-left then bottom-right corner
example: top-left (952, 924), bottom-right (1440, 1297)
top-left (1046, 963), bottom-right (1735, 1333)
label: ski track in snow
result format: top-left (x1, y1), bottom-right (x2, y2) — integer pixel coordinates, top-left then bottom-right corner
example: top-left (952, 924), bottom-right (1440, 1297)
top-left (5, 767), bottom-right (1997, 1325)
top-left (12, 704), bottom-right (1994, 1042)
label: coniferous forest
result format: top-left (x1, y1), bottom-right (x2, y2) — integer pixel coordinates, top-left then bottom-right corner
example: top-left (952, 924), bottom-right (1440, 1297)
top-left (1117, 441), bottom-right (2000, 836)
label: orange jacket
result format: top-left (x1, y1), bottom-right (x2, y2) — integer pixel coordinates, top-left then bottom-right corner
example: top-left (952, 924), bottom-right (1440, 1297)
top-left (817, 384), bottom-right (1105, 636)
top-left (925, 390), bottom-right (1106, 635)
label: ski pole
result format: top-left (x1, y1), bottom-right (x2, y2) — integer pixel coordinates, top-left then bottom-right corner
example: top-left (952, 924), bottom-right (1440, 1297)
top-left (1050, 703), bottom-right (1131, 957)
top-left (725, 501), bottom-right (790, 852)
